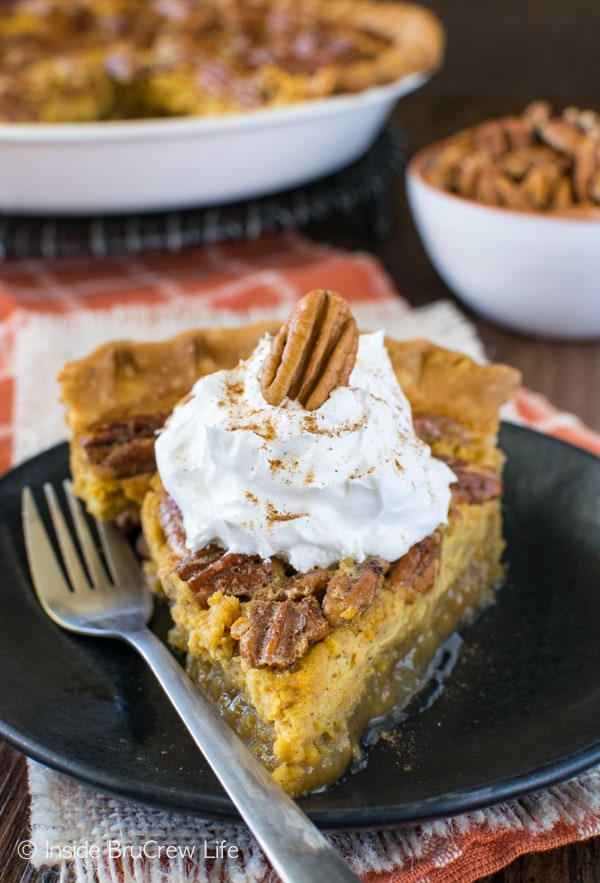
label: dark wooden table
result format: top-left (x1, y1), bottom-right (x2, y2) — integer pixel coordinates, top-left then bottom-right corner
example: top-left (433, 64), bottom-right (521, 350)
top-left (1, 0), bottom-right (600, 880)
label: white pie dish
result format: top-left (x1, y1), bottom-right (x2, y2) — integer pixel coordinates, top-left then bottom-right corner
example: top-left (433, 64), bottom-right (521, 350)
top-left (0, 71), bottom-right (431, 216)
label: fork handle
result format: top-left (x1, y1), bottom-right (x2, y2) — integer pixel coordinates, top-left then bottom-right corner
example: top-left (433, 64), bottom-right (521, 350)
top-left (122, 627), bottom-right (362, 883)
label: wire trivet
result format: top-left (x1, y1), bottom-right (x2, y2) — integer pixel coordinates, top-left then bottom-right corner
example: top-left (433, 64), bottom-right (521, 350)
top-left (0, 123), bottom-right (403, 260)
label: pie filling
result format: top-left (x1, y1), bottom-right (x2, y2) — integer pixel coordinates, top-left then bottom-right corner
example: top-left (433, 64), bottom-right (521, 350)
top-left (143, 489), bottom-right (503, 795)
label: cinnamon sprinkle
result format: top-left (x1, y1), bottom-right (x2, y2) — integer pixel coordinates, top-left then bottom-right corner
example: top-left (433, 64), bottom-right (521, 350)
top-left (265, 501), bottom-right (305, 523)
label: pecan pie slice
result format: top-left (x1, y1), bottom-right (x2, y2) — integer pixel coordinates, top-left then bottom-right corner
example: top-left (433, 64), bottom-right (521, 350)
top-left (59, 314), bottom-right (520, 796)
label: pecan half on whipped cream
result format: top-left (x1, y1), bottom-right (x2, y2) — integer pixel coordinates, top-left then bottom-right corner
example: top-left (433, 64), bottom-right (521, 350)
top-left (260, 289), bottom-right (359, 410)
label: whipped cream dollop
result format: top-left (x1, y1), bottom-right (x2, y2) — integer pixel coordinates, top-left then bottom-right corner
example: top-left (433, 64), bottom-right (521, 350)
top-left (155, 331), bottom-right (455, 572)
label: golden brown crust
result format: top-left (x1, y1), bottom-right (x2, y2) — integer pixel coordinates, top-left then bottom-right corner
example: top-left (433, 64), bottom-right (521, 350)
top-left (385, 338), bottom-right (520, 438)
top-left (59, 322), bottom-right (278, 433)
top-left (61, 326), bottom-right (519, 434)
top-left (314, 0), bottom-right (445, 93)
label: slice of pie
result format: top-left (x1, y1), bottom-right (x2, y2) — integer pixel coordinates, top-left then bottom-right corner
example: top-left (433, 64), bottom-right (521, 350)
top-left (59, 291), bottom-right (520, 796)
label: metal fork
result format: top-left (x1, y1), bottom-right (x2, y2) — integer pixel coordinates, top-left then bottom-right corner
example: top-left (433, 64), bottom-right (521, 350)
top-left (22, 481), bottom-right (362, 883)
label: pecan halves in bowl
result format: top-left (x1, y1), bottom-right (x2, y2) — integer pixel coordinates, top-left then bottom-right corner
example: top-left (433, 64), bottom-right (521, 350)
top-left (260, 289), bottom-right (359, 411)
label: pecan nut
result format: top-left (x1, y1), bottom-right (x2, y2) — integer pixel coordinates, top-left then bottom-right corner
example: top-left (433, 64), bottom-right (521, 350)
top-left (175, 552), bottom-right (280, 606)
top-left (80, 413), bottom-right (167, 477)
top-left (322, 557), bottom-right (387, 627)
top-left (260, 289), bottom-right (359, 411)
top-left (231, 597), bottom-right (331, 669)
top-left (436, 455), bottom-right (502, 504)
top-left (424, 101), bottom-right (600, 212)
top-left (388, 530), bottom-right (442, 602)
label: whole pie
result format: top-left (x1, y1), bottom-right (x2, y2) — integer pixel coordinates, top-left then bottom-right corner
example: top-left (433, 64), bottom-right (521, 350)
top-left (59, 291), bottom-right (520, 796)
top-left (0, 0), bottom-right (444, 122)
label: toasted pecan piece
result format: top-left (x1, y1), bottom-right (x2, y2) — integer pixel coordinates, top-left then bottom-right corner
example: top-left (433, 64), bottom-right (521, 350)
top-left (500, 145), bottom-right (563, 181)
top-left (472, 164), bottom-right (502, 205)
top-left (538, 117), bottom-right (583, 156)
top-left (563, 105), bottom-right (600, 136)
top-left (522, 99), bottom-right (553, 130)
top-left (501, 114), bottom-right (535, 151)
top-left (494, 174), bottom-right (532, 211)
top-left (260, 289), bottom-right (358, 411)
top-left (256, 569), bottom-right (332, 602)
top-left (171, 545), bottom-right (227, 603)
top-left (231, 597), bottom-right (331, 669)
top-left (80, 413), bottom-right (166, 477)
top-left (453, 152), bottom-right (491, 197)
top-left (589, 169), bottom-right (600, 205)
top-left (522, 161), bottom-right (564, 210)
top-left (388, 530), bottom-right (442, 602)
top-left (322, 557), bottom-right (387, 627)
top-left (473, 119), bottom-right (509, 158)
top-left (412, 411), bottom-right (468, 446)
top-left (158, 491), bottom-right (332, 605)
top-left (438, 455), bottom-right (502, 504)
top-left (159, 492), bottom-right (190, 557)
top-left (175, 552), bottom-right (279, 606)
top-left (572, 137), bottom-right (600, 201)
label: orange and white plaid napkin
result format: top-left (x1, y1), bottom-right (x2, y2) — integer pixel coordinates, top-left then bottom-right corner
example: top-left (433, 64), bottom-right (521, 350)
top-left (2, 232), bottom-right (599, 883)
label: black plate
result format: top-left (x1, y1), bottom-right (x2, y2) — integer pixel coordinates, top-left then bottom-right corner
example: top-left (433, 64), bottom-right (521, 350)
top-left (1, 424), bottom-right (600, 830)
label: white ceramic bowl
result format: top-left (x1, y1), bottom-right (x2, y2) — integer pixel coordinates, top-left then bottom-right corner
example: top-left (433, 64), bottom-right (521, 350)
top-left (0, 71), bottom-right (432, 216)
top-left (406, 142), bottom-right (600, 340)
